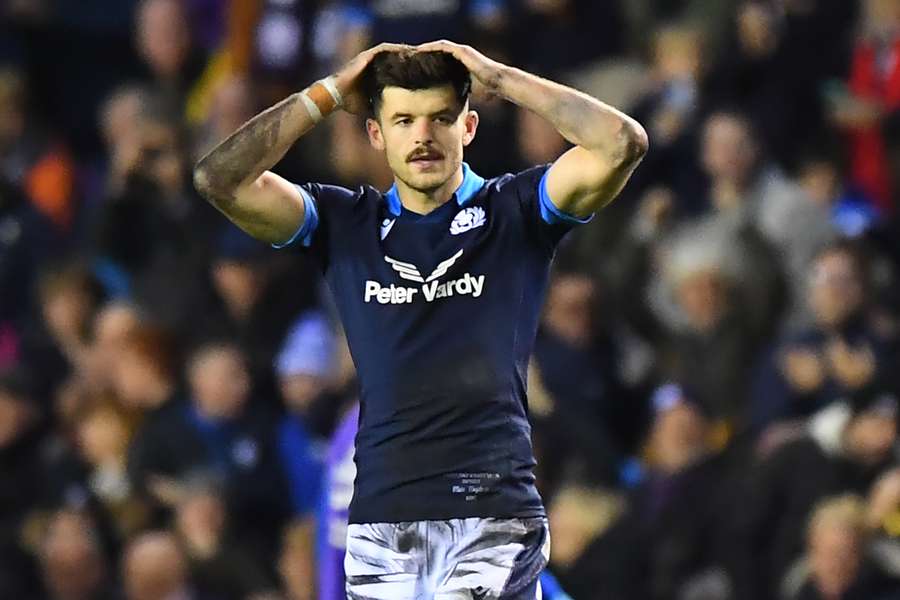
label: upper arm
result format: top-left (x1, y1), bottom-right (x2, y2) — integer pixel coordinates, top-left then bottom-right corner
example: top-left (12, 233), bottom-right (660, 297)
top-left (545, 126), bottom-right (648, 218)
top-left (196, 169), bottom-right (306, 245)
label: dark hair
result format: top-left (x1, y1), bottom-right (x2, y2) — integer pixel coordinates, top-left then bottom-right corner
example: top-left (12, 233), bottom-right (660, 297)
top-left (361, 50), bottom-right (471, 117)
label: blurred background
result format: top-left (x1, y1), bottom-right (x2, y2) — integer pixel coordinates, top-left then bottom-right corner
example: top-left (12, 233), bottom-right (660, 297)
top-left (2, 0), bottom-right (900, 599)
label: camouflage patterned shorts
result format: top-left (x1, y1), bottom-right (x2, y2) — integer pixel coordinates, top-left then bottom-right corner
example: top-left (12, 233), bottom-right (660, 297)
top-left (345, 517), bottom-right (550, 600)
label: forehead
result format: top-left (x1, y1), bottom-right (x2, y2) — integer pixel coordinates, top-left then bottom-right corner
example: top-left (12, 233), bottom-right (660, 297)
top-left (378, 85), bottom-right (460, 118)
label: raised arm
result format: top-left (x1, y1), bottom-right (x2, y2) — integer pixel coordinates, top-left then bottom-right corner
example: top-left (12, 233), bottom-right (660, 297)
top-left (193, 43), bottom-right (409, 244)
top-left (418, 41), bottom-right (648, 218)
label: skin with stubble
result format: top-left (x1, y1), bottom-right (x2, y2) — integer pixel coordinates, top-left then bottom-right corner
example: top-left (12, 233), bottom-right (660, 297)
top-left (365, 84), bottom-right (477, 214)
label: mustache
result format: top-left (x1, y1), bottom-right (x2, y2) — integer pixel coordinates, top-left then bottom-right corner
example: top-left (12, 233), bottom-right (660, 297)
top-left (406, 147), bottom-right (444, 162)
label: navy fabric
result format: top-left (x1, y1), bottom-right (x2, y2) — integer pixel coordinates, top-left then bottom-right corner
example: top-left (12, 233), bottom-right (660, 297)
top-left (279, 164), bottom-right (584, 523)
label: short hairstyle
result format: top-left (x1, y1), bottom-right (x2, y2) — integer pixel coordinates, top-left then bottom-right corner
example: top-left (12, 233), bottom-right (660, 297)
top-left (361, 50), bottom-right (471, 118)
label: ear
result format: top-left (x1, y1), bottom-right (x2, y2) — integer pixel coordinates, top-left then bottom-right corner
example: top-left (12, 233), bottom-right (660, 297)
top-left (462, 109), bottom-right (479, 147)
top-left (366, 118), bottom-right (385, 151)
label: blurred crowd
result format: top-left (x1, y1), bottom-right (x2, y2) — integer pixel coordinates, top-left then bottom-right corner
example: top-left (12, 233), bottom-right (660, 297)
top-left (3, 0), bottom-right (900, 599)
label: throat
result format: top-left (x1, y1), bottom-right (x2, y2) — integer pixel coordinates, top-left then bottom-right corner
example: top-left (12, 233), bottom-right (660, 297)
top-left (395, 166), bottom-right (464, 215)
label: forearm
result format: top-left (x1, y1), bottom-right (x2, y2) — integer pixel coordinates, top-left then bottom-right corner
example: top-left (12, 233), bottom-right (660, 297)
top-left (193, 92), bottom-right (314, 205)
top-left (491, 66), bottom-right (647, 162)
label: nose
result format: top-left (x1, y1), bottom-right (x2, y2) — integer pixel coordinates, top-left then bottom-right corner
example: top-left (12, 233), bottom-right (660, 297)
top-left (413, 118), bottom-right (434, 144)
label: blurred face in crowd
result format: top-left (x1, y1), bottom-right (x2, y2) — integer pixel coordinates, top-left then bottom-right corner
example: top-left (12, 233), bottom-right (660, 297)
top-left (809, 250), bottom-right (864, 328)
top-left (209, 77), bottom-right (255, 143)
top-left (675, 269), bottom-right (729, 333)
top-left (137, 0), bottom-right (190, 80)
top-left (123, 532), bottom-right (187, 600)
top-left (212, 260), bottom-right (263, 321)
top-left (89, 303), bottom-right (141, 385)
top-left (100, 87), bottom-right (145, 149)
top-left (367, 85), bottom-right (478, 196)
top-left (0, 389), bottom-right (35, 448)
top-left (176, 489), bottom-right (226, 556)
top-left (864, 0), bottom-right (900, 38)
top-left (188, 345), bottom-right (251, 420)
top-left (137, 120), bottom-right (185, 194)
top-left (654, 26), bottom-right (703, 81)
top-left (40, 510), bottom-right (106, 600)
top-left (0, 69), bottom-right (25, 150)
top-left (809, 521), bottom-right (863, 598)
top-left (40, 278), bottom-right (96, 345)
top-left (516, 106), bottom-right (567, 166)
top-left (76, 405), bottom-right (131, 467)
top-left (649, 401), bottom-right (710, 473)
top-left (844, 410), bottom-right (897, 466)
top-left (701, 113), bottom-right (758, 186)
top-left (543, 273), bottom-right (595, 345)
top-left (281, 374), bottom-right (327, 415)
top-left (113, 343), bottom-right (171, 410)
top-left (867, 468), bottom-right (900, 531)
top-left (799, 160), bottom-right (841, 207)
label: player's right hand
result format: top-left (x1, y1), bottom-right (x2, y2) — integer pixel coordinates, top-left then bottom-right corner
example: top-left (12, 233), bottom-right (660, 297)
top-left (334, 42), bottom-right (412, 114)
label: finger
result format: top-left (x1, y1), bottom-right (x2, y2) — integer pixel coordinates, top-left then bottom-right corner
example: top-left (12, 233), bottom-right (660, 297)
top-left (366, 43), bottom-right (412, 59)
top-left (416, 40), bottom-right (458, 54)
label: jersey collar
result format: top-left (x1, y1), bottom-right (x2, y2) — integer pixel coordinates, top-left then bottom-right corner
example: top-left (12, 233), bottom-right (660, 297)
top-left (384, 162), bottom-right (486, 217)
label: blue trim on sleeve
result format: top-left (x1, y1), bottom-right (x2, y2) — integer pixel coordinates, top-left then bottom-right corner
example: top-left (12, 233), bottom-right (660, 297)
top-left (272, 185), bottom-right (319, 248)
top-left (538, 169), bottom-right (594, 226)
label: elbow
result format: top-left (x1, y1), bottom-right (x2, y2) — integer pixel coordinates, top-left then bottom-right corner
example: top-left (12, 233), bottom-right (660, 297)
top-left (192, 160), bottom-right (231, 206)
top-left (192, 161), bottom-right (214, 201)
top-left (618, 120), bottom-right (649, 166)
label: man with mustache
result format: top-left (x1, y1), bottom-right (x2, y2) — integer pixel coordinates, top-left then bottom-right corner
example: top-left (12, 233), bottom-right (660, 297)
top-left (194, 41), bottom-right (646, 600)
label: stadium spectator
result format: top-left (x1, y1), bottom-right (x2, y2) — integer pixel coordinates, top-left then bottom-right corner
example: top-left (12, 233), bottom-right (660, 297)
top-left (751, 241), bottom-right (894, 431)
top-left (734, 379), bottom-right (900, 598)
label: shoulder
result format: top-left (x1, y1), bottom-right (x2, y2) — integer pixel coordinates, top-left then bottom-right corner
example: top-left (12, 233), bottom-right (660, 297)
top-left (483, 165), bottom-right (551, 198)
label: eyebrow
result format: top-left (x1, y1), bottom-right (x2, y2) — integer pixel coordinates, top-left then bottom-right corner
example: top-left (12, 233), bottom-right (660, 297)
top-left (388, 108), bottom-right (458, 121)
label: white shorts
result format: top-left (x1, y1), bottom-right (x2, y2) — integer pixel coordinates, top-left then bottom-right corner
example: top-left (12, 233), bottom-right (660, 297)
top-left (344, 517), bottom-right (550, 600)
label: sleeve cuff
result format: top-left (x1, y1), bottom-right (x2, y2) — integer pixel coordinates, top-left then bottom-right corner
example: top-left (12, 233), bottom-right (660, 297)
top-left (272, 185), bottom-right (319, 249)
top-left (538, 169), bottom-right (595, 226)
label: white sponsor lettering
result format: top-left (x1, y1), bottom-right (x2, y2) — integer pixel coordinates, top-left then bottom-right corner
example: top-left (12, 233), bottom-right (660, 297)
top-left (364, 274), bottom-right (485, 304)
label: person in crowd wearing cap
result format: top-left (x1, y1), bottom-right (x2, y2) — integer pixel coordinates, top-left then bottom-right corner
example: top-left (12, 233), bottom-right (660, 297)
top-left (566, 382), bottom-right (736, 600)
top-left (732, 378), bottom-right (900, 599)
top-left (274, 311), bottom-right (331, 525)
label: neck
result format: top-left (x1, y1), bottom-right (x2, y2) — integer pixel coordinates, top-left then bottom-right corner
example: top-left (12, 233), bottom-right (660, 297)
top-left (395, 166), bottom-right (464, 215)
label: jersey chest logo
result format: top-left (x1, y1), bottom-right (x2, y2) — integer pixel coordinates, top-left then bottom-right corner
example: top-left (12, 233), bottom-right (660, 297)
top-left (365, 249), bottom-right (486, 304)
top-left (450, 206), bottom-right (486, 235)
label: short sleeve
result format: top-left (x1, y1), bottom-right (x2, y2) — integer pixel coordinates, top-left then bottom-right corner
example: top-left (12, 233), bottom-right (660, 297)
top-left (271, 182), bottom-right (360, 270)
top-left (511, 165), bottom-right (593, 252)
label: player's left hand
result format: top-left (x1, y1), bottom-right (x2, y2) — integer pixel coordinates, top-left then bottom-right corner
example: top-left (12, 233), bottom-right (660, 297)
top-left (416, 40), bottom-right (506, 96)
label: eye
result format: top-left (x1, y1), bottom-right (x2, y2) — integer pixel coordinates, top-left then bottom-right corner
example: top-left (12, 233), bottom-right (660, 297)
top-left (435, 116), bottom-right (453, 125)
top-left (396, 118), bottom-right (412, 126)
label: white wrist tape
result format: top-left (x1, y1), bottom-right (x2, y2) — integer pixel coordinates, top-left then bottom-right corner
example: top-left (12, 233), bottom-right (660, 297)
top-left (300, 91), bottom-right (323, 123)
top-left (321, 75), bottom-right (343, 108)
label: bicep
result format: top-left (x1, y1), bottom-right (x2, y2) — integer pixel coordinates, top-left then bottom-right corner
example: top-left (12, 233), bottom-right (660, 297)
top-left (545, 145), bottom-right (642, 218)
top-left (222, 171), bottom-right (306, 244)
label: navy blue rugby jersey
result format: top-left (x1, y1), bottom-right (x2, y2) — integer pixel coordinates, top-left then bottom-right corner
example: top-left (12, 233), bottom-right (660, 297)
top-left (275, 163), bottom-right (591, 523)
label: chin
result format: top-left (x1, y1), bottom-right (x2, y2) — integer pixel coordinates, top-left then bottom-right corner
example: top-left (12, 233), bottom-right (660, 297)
top-left (406, 170), bottom-right (452, 193)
